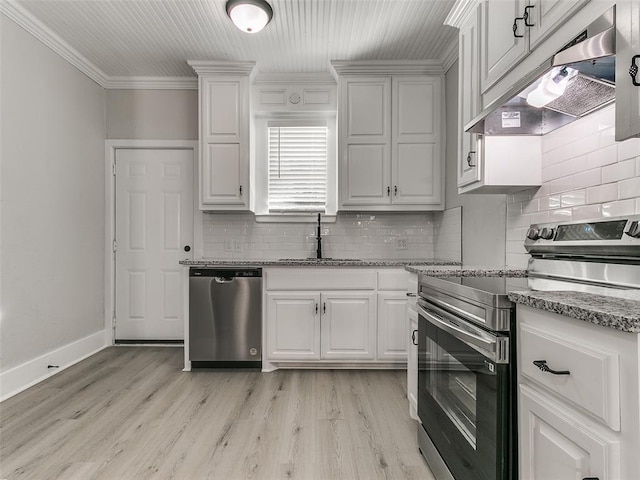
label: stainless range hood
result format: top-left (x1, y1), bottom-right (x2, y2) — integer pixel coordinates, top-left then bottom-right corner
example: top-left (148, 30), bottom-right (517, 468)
top-left (467, 7), bottom-right (615, 136)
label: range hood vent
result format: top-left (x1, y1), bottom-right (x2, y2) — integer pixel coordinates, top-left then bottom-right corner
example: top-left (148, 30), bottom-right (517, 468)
top-left (467, 7), bottom-right (615, 136)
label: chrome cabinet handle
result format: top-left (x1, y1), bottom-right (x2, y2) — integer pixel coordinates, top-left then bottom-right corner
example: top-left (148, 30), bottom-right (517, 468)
top-left (533, 360), bottom-right (570, 375)
top-left (523, 5), bottom-right (534, 27)
top-left (630, 55), bottom-right (640, 86)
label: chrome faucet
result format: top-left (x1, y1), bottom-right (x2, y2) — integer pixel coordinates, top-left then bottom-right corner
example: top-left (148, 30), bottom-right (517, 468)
top-left (316, 213), bottom-right (323, 259)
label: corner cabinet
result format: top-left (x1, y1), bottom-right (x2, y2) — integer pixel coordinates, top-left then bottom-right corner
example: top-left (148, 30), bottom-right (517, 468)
top-left (616, 1), bottom-right (640, 141)
top-left (516, 305), bottom-right (640, 480)
top-left (188, 61), bottom-right (255, 211)
top-left (332, 62), bottom-right (445, 211)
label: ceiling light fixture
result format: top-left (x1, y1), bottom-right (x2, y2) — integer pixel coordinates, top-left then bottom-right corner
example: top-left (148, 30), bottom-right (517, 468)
top-left (225, 0), bottom-right (273, 34)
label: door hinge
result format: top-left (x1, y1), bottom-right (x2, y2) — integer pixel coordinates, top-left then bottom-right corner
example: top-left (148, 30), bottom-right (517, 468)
top-left (112, 316), bottom-right (117, 327)
top-left (112, 239), bottom-right (117, 253)
top-left (112, 163), bottom-right (116, 176)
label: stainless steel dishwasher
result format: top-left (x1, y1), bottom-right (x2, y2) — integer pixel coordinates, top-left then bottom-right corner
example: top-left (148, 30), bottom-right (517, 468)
top-left (189, 267), bottom-right (262, 368)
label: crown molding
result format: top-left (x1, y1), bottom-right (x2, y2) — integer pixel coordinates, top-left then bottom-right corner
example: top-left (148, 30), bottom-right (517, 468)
top-left (441, 38), bottom-right (460, 73)
top-left (0, 0), bottom-right (109, 87)
top-left (444, 0), bottom-right (478, 28)
top-left (253, 72), bottom-right (336, 85)
top-left (104, 76), bottom-right (198, 90)
top-left (187, 60), bottom-right (256, 76)
top-left (330, 60), bottom-right (446, 77)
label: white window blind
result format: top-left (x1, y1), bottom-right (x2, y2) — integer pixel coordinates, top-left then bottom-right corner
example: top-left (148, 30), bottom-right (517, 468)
top-left (268, 125), bottom-right (328, 212)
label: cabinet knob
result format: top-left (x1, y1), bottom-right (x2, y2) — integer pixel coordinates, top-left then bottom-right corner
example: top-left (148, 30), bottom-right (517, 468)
top-left (630, 55), bottom-right (640, 87)
top-left (184, 245), bottom-right (191, 252)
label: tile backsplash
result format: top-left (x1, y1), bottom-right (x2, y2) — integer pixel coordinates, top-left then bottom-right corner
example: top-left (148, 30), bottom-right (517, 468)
top-left (202, 212), bottom-right (446, 260)
top-left (506, 106), bottom-right (640, 268)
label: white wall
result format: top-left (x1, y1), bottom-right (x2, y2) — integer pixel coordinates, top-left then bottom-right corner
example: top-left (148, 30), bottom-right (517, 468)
top-left (444, 60), bottom-right (507, 268)
top-left (106, 89), bottom-right (198, 140)
top-left (506, 105), bottom-right (640, 268)
top-left (0, 17), bottom-right (106, 372)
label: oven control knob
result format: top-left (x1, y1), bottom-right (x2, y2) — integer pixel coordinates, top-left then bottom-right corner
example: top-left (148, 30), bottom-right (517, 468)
top-left (539, 227), bottom-right (555, 240)
top-left (625, 221), bottom-right (640, 238)
top-left (526, 228), bottom-right (540, 240)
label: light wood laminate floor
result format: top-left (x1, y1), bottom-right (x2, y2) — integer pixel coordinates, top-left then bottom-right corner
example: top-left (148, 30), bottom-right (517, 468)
top-left (1, 347), bottom-right (435, 480)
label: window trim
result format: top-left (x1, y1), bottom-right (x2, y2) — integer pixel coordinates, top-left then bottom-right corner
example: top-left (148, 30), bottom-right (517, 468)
top-left (253, 112), bottom-right (337, 222)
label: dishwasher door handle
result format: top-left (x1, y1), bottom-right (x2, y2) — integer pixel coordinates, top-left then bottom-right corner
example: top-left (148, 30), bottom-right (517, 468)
top-left (214, 276), bottom-right (235, 283)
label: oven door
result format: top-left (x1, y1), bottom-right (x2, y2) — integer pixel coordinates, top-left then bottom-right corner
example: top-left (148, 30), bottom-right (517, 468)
top-left (417, 299), bottom-right (512, 480)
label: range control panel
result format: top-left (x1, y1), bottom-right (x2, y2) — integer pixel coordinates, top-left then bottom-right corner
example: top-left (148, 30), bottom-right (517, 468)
top-left (525, 215), bottom-right (640, 256)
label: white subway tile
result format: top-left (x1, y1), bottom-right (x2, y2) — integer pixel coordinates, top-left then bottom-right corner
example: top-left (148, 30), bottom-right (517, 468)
top-left (602, 199), bottom-right (636, 217)
top-left (547, 143), bottom-right (573, 165)
top-left (618, 177), bottom-right (640, 200)
top-left (561, 190), bottom-right (586, 207)
top-left (542, 130), bottom-right (564, 153)
top-left (539, 195), bottom-right (561, 211)
top-left (618, 138), bottom-right (640, 161)
top-left (573, 168), bottom-right (602, 189)
top-left (560, 155), bottom-right (587, 177)
top-left (571, 204), bottom-right (602, 220)
top-left (571, 135), bottom-right (600, 158)
top-left (586, 144), bottom-right (618, 169)
top-left (542, 163), bottom-right (562, 182)
top-left (602, 159), bottom-right (636, 183)
top-left (506, 253), bottom-right (529, 269)
top-left (549, 209), bottom-right (573, 222)
top-left (636, 197), bottom-right (640, 214)
top-left (523, 198), bottom-right (540, 214)
top-left (586, 183), bottom-right (617, 204)
top-left (599, 127), bottom-right (616, 148)
top-left (548, 177), bottom-right (574, 195)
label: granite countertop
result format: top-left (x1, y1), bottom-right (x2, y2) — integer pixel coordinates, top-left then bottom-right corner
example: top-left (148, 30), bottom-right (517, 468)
top-left (508, 290), bottom-right (640, 333)
top-left (406, 266), bottom-right (528, 277)
top-left (180, 258), bottom-right (461, 268)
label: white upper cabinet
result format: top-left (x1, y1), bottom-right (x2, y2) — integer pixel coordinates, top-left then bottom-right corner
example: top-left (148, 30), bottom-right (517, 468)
top-left (189, 61), bottom-right (255, 211)
top-left (616, 1), bottom-right (640, 141)
top-left (456, 3), bottom-right (483, 188)
top-left (480, 0), bottom-right (589, 94)
top-left (333, 62), bottom-right (444, 211)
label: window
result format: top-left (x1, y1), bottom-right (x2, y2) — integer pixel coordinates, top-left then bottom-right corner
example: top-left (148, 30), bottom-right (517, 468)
top-left (267, 125), bottom-right (328, 212)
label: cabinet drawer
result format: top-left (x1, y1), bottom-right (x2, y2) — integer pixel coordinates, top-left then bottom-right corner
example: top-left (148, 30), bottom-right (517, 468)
top-left (265, 268), bottom-right (376, 290)
top-left (378, 269), bottom-right (409, 290)
top-left (520, 323), bottom-right (620, 430)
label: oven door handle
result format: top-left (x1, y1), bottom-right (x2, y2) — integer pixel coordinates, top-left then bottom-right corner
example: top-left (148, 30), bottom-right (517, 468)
top-left (418, 304), bottom-right (498, 354)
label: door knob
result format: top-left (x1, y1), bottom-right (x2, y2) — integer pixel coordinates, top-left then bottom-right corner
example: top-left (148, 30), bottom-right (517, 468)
top-left (184, 245), bottom-right (191, 252)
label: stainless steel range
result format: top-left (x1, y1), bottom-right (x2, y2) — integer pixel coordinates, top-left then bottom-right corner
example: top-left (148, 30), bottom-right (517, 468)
top-left (416, 215), bottom-right (640, 480)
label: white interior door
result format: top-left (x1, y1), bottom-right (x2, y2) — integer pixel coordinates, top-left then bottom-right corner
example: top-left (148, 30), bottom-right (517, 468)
top-left (115, 148), bottom-right (194, 340)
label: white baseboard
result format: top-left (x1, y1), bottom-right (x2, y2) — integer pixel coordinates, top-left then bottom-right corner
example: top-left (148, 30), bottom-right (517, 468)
top-left (0, 330), bottom-right (108, 402)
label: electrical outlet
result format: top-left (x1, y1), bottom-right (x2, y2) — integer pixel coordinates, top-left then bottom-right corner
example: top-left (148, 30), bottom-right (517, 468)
top-left (234, 240), bottom-right (243, 252)
top-left (397, 236), bottom-right (408, 250)
top-left (224, 239), bottom-right (233, 252)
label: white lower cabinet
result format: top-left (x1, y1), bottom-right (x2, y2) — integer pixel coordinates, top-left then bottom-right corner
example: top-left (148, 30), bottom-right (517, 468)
top-left (377, 291), bottom-right (409, 361)
top-left (407, 304), bottom-right (418, 421)
top-left (517, 305), bottom-right (640, 480)
top-left (264, 267), bottom-right (408, 368)
top-left (266, 292), bottom-right (320, 360)
top-left (321, 292), bottom-right (376, 360)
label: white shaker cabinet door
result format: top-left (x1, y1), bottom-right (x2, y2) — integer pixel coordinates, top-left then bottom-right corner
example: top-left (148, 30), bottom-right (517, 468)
top-left (528, 0), bottom-right (590, 49)
top-left (616, 0), bottom-right (640, 141)
top-left (266, 292), bottom-right (321, 361)
top-left (480, 0), bottom-right (529, 93)
top-left (199, 76), bottom-right (249, 209)
top-left (519, 384), bottom-right (620, 480)
top-left (392, 77), bottom-right (442, 205)
top-left (320, 292), bottom-right (376, 360)
top-left (377, 291), bottom-right (408, 361)
top-left (458, 5), bottom-right (483, 188)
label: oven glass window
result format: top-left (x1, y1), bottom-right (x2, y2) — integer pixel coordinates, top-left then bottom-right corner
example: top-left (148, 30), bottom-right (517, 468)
top-left (427, 337), bottom-right (477, 448)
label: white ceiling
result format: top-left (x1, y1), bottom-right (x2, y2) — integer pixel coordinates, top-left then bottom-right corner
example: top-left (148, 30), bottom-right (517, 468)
top-left (5, 0), bottom-right (458, 85)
